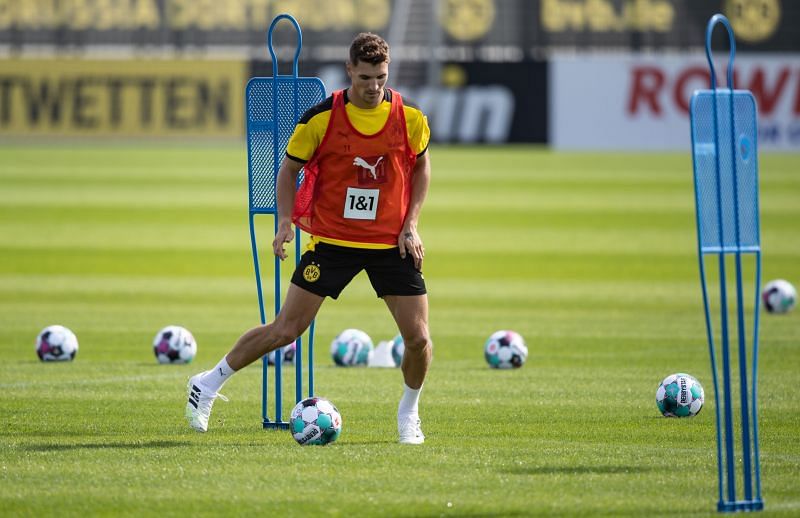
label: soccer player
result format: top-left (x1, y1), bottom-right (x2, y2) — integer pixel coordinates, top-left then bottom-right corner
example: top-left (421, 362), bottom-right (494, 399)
top-left (186, 32), bottom-right (432, 444)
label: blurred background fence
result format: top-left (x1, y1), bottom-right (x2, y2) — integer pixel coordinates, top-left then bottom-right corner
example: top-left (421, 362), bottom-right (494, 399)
top-left (1, 0), bottom-right (797, 150)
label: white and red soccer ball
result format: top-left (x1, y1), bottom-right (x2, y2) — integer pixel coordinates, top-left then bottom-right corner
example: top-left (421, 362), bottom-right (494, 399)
top-left (267, 341), bottom-right (297, 365)
top-left (484, 330), bottom-right (528, 369)
top-left (36, 325), bottom-right (78, 362)
top-left (153, 325), bottom-right (197, 364)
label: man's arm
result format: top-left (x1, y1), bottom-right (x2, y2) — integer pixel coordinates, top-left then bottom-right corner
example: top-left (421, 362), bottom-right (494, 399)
top-left (399, 151), bottom-right (431, 270)
top-left (272, 157), bottom-right (305, 260)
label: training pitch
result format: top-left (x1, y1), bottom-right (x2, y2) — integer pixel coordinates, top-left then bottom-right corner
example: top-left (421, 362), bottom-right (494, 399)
top-left (1, 145), bottom-right (798, 515)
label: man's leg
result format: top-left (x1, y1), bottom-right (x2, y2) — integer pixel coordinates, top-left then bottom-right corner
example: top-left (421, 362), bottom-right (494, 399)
top-left (226, 284), bottom-right (325, 370)
top-left (384, 294), bottom-right (431, 444)
top-left (186, 284), bottom-right (324, 432)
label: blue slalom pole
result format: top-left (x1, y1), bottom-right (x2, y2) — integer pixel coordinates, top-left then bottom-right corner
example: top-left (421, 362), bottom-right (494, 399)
top-left (246, 13), bottom-right (324, 429)
top-left (691, 14), bottom-right (764, 512)
top-left (708, 59), bottom-right (737, 506)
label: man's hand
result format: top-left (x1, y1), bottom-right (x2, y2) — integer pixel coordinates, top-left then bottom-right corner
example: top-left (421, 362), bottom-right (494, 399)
top-left (272, 222), bottom-right (294, 260)
top-left (399, 226), bottom-right (424, 270)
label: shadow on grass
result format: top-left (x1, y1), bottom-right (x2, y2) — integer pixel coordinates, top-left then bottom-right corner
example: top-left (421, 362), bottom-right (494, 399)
top-left (135, 362), bottom-right (196, 368)
top-left (23, 440), bottom-right (191, 452)
top-left (503, 465), bottom-right (653, 475)
top-left (0, 430), bottom-right (102, 438)
top-left (332, 439), bottom-right (397, 446)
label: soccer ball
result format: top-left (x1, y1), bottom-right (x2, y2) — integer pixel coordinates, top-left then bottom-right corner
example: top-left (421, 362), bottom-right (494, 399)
top-left (484, 330), bottom-right (528, 369)
top-left (762, 279), bottom-right (796, 314)
top-left (289, 396), bottom-right (342, 446)
top-left (267, 341), bottom-right (297, 365)
top-left (153, 325), bottom-right (197, 364)
top-left (391, 333), bottom-right (405, 367)
top-left (36, 325), bottom-right (78, 362)
top-left (331, 329), bottom-right (373, 366)
top-left (656, 373), bottom-right (704, 417)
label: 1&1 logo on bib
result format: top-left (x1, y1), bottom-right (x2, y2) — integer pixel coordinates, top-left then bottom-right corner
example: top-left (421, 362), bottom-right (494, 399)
top-left (343, 187), bottom-right (379, 220)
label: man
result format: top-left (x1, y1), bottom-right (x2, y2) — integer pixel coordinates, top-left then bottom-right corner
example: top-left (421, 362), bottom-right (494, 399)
top-left (185, 32), bottom-right (432, 445)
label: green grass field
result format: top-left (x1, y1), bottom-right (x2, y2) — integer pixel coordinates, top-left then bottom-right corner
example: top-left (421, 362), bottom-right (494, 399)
top-left (1, 145), bottom-right (798, 516)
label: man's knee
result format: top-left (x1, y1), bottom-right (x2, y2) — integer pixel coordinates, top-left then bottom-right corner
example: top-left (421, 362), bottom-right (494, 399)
top-left (403, 331), bottom-right (432, 354)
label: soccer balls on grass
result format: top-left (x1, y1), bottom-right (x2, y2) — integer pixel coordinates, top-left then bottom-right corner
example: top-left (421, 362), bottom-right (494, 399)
top-left (267, 341), bottom-right (296, 365)
top-left (153, 325), bottom-right (197, 364)
top-left (484, 330), bottom-right (528, 369)
top-left (762, 279), bottom-right (796, 314)
top-left (331, 329), bottom-right (373, 366)
top-left (36, 325), bottom-right (78, 362)
top-left (656, 373), bottom-right (704, 417)
top-left (290, 396), bottom-right (342, 446)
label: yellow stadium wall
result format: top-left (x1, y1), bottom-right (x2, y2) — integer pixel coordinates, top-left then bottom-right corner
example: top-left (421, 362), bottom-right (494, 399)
top-left (0, 59), bottom-right (247, 137)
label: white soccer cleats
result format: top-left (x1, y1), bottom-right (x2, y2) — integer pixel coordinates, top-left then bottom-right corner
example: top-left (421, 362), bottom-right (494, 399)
top-left (185, 372), bottom-right (227, 432)
top-left (398, 415), bottom-right (425, 445)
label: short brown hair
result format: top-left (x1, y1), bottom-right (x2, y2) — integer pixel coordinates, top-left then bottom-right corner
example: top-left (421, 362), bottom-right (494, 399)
top-left (349, 33), bottom-right (390, 66)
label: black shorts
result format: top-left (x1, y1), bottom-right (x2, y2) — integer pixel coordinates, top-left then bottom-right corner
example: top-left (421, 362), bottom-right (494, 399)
top-left (291, 242), bottom-right (427, 299)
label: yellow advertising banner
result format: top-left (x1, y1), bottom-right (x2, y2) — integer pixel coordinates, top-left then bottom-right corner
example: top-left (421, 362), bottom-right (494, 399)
top-left (0, 59), bottom-right (246, 137)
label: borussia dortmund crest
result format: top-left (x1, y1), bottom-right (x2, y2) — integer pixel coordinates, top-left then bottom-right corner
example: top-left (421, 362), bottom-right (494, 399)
top-left (303, 263), bottom-right (321, 283)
